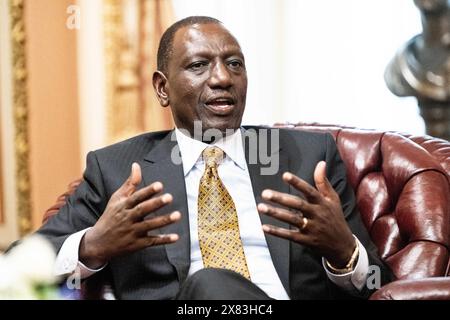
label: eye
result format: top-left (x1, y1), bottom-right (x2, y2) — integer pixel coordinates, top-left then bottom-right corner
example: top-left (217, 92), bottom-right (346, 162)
top-left (188, 61), bottom-right (208, 71)
top-left (227, 59), bottom-right (244, 70)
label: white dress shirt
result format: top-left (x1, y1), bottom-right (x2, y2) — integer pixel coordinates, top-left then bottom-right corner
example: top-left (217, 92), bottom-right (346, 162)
top-left (55, 127), bottom-right (370, 299)
top-left (175, 128), bottom-right (289, 299)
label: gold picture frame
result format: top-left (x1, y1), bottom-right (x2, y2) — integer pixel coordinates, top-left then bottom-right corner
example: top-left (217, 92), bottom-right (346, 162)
top-left (0, 0), bottom-right (29, 248)
top-left (9, 0), bottom-right (32, 236)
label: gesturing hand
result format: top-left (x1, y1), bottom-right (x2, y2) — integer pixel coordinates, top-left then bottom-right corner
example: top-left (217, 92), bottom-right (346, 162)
top-left (257, 161), bottom-right (356, 268)
top-left (80, 163), bottom-right (181, 268)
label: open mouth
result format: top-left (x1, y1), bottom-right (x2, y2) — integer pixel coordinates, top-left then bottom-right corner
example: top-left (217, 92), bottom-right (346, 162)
top-left (204, 98), bottom-right (235, 115)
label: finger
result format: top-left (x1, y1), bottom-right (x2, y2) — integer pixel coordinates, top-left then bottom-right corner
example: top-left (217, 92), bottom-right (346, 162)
top-left (130, 193), bottom-right (173, 220)
top-left (257, 203), bottom-right (306, 228)
top-left (314, 161), bottom-right (334, 198)
top-left (282, 172), bottom-right (322, 203)
top-left (137, 233), bottom-right (179, 248)
top-left (262, 224), bottom-right (306, 243)
top-left (116, 163), bottom-right (143, 197)
top-left (135, 211), bottom-right (181, 235)
top-left (261, 189), bottom-right (315, 214)
top-left (125, 181), bottom-right (163, 209)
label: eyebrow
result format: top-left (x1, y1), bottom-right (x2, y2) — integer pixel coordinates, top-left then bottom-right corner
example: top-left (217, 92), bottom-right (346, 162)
top-left (181, 48), bottom-right (245, 62)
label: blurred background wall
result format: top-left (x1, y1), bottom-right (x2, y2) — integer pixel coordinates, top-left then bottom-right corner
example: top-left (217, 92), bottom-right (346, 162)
top-left (0, 0), bottom-right (433, 248)
top-left (173, 0), bottom-right (424, 133)
top-left (26, 0), bottom-right (81, 232)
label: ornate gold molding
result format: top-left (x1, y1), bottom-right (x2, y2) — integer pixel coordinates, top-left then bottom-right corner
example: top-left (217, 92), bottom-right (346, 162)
top-left (104, 0), bottom-right (124, 143)
top-left (103, 0), bottom-right (173, 144)
top-left (104, 0), bottom-right (143, 143)
top-left (9, 0), bottom-right (32, 235)
top-left (139, 0), bottom-right (174, 132)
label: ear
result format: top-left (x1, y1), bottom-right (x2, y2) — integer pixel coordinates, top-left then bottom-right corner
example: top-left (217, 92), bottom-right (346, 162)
top-left (152, 71), bottom-right (170, 107)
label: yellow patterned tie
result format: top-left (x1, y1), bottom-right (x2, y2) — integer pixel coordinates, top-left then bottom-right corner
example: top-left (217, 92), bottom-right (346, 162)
top-left (197, 146), bottom-right (251, 280)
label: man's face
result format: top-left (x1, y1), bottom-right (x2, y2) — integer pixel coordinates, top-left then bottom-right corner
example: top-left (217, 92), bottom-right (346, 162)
top-left (164, 23), bottom-right (247, 136)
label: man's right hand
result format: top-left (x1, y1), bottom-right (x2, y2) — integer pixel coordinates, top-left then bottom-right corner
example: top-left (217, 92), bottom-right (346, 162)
top-left (79, 163), bottom-right (181, 269)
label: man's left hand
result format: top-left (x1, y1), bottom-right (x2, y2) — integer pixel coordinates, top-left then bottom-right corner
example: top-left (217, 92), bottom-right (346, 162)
top-left (257, 161), bottom-right (356, 268)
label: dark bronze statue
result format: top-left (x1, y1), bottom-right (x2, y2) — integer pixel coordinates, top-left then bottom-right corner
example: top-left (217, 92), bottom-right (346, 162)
top-left (385, 0), bottom-right (450, 140)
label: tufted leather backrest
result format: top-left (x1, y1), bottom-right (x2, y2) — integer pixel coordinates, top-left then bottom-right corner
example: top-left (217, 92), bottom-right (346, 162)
top-left (277, 123), bottom-right (450, 280)
top-left (44, 124), bottom-right (450, 282)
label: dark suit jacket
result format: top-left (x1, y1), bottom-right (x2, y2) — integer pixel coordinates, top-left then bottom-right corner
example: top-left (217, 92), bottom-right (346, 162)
top-left (37, 126), bottom-right (391, 299)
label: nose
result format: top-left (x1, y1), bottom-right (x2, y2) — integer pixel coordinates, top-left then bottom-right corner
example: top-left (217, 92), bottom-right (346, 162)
top-left (207, 61), bottom-right (232, 89)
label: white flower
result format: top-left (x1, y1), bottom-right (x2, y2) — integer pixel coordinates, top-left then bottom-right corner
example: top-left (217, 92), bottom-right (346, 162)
top-left (0, 234), bottom-right (60, 299)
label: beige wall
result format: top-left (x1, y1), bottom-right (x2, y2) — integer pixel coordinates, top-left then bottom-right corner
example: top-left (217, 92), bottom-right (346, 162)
top-left (26, 0), bottom-right (81, 230)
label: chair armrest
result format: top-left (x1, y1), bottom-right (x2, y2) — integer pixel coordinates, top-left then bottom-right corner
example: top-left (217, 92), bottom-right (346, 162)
top-left (370, 277), bottom-right (450, 300)
top-left (42, 178), bottom-right (83, 224)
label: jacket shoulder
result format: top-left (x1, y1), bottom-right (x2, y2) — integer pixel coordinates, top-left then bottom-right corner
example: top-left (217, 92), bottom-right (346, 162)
top-left (92, 130), bottom-right (172, 158)
top-left (242, 125), bottom-right (331, 145)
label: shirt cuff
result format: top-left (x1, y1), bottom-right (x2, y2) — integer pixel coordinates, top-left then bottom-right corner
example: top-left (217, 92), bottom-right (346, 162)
top-left (322, 235), bottom-right (369, 292)
top-left (54, 227), bottom-right (107, 279)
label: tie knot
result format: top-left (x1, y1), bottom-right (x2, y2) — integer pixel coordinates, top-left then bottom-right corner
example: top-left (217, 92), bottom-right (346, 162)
top-left (202, 147), bottom-right (224, 168)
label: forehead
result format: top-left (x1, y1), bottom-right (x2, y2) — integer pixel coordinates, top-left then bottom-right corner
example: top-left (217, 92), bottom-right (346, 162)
top-left (171, 23), bottom-right (243, 59)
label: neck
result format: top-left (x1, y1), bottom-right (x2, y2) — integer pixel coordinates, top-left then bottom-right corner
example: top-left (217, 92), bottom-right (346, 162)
top-left (176, 126), bottom-right (240, 143)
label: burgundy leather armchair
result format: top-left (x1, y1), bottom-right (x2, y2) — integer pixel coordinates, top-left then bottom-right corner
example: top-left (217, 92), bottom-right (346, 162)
top-left (44, 123), bottom-right (450, 300)
top-left (280, 123), bottom-right (450, 300)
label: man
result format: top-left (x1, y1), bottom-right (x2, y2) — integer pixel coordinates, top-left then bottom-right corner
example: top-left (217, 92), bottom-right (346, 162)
top-left (37, 16), bottom-right (391, 299)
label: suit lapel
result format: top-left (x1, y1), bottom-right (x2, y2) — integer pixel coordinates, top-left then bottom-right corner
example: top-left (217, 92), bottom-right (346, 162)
top-left (243, 127), bottom-right (291, 295)
top-left (141, 130), bottom-right (191, 284)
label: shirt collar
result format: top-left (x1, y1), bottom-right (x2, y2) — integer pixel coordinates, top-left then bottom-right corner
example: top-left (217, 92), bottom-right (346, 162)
top-left (175, 127), bottom-right (247, 176)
